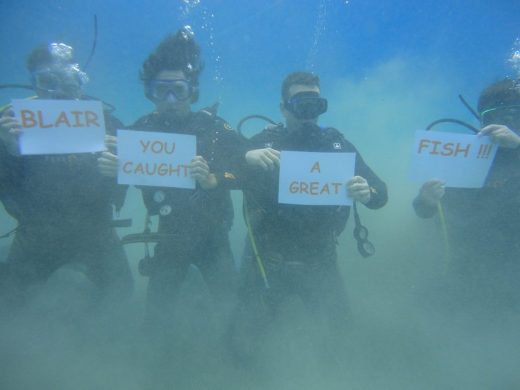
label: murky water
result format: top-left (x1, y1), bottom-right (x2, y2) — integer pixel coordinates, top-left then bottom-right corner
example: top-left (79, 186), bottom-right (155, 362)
top-left (1, 1), bottom-right (520, 389)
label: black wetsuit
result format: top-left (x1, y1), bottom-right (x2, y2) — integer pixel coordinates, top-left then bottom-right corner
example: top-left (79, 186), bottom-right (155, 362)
top-left (0, 111), bottom-right (133, 308)
top-left (129, 110), bottom-right (245, 331)
top-left (230, 123), bottom-right (388, 362)
top-left (413, 147), bottom-right (520, 309)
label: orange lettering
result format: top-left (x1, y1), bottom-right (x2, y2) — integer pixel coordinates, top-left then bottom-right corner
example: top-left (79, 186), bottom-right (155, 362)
top-left (310, 161), bottom-right (321, 173)
top-left (151, 141), bottom-right (163, 154)
top-left (20, 110), bottom-right (36, 128)
top-left (71, 111), bottom-right (85, 127)
top-left (441, 142), bottom-right (454, 156)
top-left (37, 111), bottom-right (52, 128)
top-left (140, 140), bottom-right (150, 153)
top-left (454, 143), bottom-right (471, 157)
top-left (158, 163), bottom-right (169, 176)
top-left (164, 142), bottom-right (175, 154)
top-left (135, 163), bottom-right (144, 174)
top-left (122, 161), bottom-right (133, 173)
top-left (310, 181), bottom-right (319, 195)
top-left (430, 140), bottom-right (442, 155)
top-left (320, 183), bottom-right (330, 195)
top-left (145, 163), bottom-right (157, 175)
top-left (55, 111), bottom-right (71, 127)
top-left (168, 165), bottom-right (181, 176)
top-left (85, 111), bottom-right (100, 127)
top-left (418, 139), bottom-right (430, 154)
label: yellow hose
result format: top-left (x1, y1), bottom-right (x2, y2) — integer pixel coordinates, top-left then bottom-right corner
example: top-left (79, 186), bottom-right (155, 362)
top-left (243, 197), bottom-right (270, 289)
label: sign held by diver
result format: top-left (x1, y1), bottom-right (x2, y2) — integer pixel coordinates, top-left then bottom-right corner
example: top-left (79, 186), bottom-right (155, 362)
top-left (410, 130), bottom-right (498, 188)
top-left (117, 129), bottom-right (196, 189)
top-left (278, 151), bottom-right (355, 206)
top-left (12, 99), bottom-right (106, 155)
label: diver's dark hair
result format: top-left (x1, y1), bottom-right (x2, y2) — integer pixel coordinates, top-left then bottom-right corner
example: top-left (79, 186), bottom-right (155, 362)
top-left (140, 27), bottom-right (203, 89)
top-left (281, 71), bottom-right (320, 102)
top-left (26, 44), bottom-right (57, 72)
top-left (478, 78), bottom-right (520, 113)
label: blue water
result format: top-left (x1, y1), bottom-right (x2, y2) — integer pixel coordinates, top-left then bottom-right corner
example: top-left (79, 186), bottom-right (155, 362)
top-left (2, 0), bottom-right (519, 122)
top-left (1, 1), bottom-right (520, 389)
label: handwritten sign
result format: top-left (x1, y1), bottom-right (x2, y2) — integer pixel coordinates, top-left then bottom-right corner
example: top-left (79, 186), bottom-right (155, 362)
top-left (117, 129), bottom-right (196, 188)
top-left (11, 99), bottom-right (105, 155)
top-left (278, 151), bottom-right (356, 206)
top-left (410, 130), bottom-right (497, 188)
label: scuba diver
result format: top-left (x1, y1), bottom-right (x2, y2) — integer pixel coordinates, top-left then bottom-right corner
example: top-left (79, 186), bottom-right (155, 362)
top-left (229, 71), bottom-right (388, 367)
top-left (103, 27), bottom-right (246, 341)
top-left (413, 78), bottom-right (520, 312)
top-left (0, 42), bottom-right (133, 310)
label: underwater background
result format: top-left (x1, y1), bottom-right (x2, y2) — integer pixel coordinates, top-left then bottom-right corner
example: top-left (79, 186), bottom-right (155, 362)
top-left (1, 1), bottom-right (520, 389)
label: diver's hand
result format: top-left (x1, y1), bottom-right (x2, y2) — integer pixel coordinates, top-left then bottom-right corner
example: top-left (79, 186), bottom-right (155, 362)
top-left (418, 179), bottom-right (445, 207)
top-left (245, 148), bottom-right (280, 171)
top-left (479, 124), bottom-right (520, 149)
top-left (189, 155), bottom-right (217, 190)
top-left (98, 151), bottom-right (119, 178)
top-left (0, 109), bottom-right (22, 155)
top-left (347, 176), bottom-right (371, 204)
top-left (104, 134), bottom-right (118, 152)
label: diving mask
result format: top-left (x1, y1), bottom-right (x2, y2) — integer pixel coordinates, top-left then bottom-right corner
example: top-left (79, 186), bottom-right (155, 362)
top-left (31, 63), bottom-right (89, 99)
top-left (285, 91), bottom-right (328, 120)
top-left (48, 42), bottom-right (74, 63)
top-left (147, 79), bottom-right (193, 102)
top-left (480, 105), bottom-right (520, 129)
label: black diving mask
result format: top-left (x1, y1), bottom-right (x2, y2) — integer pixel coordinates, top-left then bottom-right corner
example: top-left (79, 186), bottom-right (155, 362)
top-left (480, 105), bottom-right (520, 129)
top-left (285, 91), bottom-right (328, 120)
top-left (147, 79), bottom-right (193, 102)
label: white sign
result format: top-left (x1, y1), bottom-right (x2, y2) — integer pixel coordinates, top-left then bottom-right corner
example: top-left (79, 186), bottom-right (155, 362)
top-left (278, 151), bottom-right (356, 206)
top-left (117, 129), bottom-right (196, 189)
top-left (410, 130), bottom-right (497, 188)
top-left (12, 99), bottom-right (105, 155)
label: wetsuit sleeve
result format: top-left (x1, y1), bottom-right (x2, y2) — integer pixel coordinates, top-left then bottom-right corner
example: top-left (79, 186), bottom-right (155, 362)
top-left (0, 135), bottom-right (22, 196)
top-left (103, 112), bottom-right (128, 212)
top-left (233, 130), bottom-right (274, 192)
top-left (0, 135), bottom-right (25, 221)
top-left (353, 150), bottom-right (388, 210)
top-left (412, 195), bottom-right (438, 218)
top-left (212, 121), bottom-right (249, 190)
top-left (104, 112), bottom-right (124, 136)
top-left (0, 142), bottom-right (12, 195)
